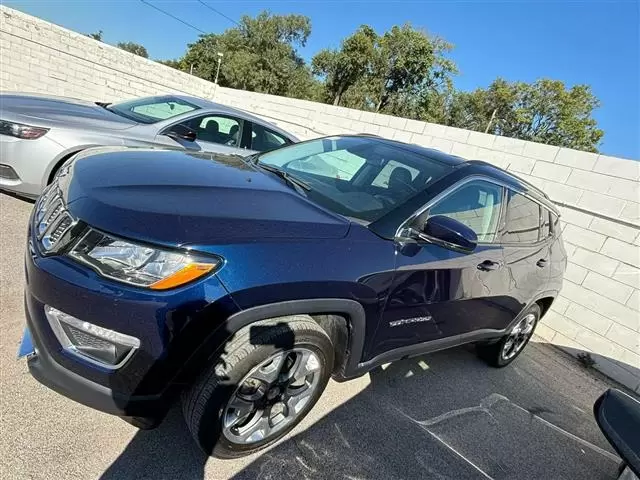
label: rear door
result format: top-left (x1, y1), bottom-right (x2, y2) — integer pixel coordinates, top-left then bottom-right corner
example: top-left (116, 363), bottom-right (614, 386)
top-left (373, 178), bottom-right (513, 356)
top-left (500, 190), bottom-right (552, 314)
top-left (247, 122), bottom-right (292, 154)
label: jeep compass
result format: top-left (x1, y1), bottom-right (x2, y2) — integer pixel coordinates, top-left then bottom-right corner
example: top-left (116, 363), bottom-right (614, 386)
top-left (19, 135), bottom-right (566, 457)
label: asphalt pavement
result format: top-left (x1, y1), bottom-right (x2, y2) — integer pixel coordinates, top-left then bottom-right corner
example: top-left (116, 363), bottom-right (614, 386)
top-left (0, 192), bottom-right (625, 479)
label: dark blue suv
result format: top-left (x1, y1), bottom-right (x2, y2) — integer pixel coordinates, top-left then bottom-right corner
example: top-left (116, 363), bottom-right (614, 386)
top-left (19, 135), bottom-right (566, 457)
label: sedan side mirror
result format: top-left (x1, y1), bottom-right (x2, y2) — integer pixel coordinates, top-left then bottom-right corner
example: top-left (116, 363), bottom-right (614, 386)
top-left (165, 124), bottom-right (197, 142)
top-left (422, 215), bottom-right (477, 253)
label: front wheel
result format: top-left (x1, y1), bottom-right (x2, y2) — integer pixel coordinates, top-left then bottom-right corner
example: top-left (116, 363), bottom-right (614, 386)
top-left (477, 303), bottom-right (540, 367)
top-left (181, 316), bottom-right (334, 458)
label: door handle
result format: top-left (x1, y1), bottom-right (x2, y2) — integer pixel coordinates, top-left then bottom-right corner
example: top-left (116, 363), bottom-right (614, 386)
top-left (536, 259), bottom-right (548, 268)
top-left (477, 260), bottom-right (501, 271)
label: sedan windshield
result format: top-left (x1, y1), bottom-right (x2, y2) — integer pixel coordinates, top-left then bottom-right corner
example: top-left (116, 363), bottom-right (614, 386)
top-left (107, 96), bottom-right (200, 124)
top-left (257, 136), bottom-right (453, 223)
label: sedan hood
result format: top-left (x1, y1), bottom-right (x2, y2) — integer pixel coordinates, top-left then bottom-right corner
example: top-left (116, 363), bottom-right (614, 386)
top-left (61, 148), bottom-right (350, 246)
top-left (0, 93), bottom-right (136, 130)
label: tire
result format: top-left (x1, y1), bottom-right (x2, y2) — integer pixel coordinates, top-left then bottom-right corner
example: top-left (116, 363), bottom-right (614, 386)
top-left (181, 315), bottom-right (334, 458)
top-left (477, 303), bottom-right (541, 368)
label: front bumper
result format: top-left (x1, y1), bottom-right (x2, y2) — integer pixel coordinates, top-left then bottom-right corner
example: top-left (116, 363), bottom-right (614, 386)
top-left (0, 134), bottom-right (65, 198)
top-left (23, 228), bottom-right (238, 423)
top-left (24, 303), bottom-right (164, 419)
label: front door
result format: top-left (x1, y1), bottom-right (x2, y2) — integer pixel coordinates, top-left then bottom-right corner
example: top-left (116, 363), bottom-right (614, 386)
top-left (372, 179), bottom-right (514, 357)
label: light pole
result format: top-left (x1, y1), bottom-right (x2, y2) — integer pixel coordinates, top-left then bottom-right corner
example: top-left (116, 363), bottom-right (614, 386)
top-left (214, 52), bottom-right (223, 84)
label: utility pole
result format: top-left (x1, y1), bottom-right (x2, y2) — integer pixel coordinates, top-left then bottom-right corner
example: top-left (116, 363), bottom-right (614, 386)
top-left (484, 108), bottom-right (497, 133)
top-left (214, 52), bottom-right (224, 84)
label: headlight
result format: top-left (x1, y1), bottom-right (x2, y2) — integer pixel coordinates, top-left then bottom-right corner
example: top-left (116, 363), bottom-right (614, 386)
top-left (0, 120), bottom-right (49, 139)
top-left (69, 230), bottom-right (220, 290)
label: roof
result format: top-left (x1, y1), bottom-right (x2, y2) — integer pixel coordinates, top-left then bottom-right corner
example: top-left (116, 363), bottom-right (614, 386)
top-left (356, 134), bottom-right (466, 167)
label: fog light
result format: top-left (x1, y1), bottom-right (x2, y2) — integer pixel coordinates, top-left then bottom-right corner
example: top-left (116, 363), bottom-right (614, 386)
top-left (44, 306), bottom-right (140, 369)
top-left (0, 164), bottom-right (19, 180)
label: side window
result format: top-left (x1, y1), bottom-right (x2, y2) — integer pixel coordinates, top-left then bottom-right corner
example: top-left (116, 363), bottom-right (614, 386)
top-left (251, 123), bottom-right (289, 152)
top-left (427, 180), bottom-right (504, 243)
top-left (503, 191), bottom-right (542, 243)
top-left (541, 209), bottom-right (551, 238)
top-left (183, 115), bottom-right (243, 146)
top-left (371, 160), bottom-right (420, 189)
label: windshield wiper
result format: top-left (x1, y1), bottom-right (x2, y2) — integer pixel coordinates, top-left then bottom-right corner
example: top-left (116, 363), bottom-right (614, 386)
top-left (257, 164), bottom-right (311, 192)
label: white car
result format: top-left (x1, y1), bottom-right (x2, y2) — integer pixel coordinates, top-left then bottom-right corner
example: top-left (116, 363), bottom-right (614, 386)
top-left (0, 93), bottom-right (298, 198)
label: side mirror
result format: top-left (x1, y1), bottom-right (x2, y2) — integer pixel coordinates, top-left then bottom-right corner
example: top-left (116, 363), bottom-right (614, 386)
top-left (423, 215), bottom-right (477, 253)
top-left (165, 124), bottom-right (196, 142)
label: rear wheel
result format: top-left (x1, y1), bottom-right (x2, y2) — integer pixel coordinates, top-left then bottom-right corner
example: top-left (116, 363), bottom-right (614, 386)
top-left (477, 303), bottom-right (540, 367)
top-left (181, 316), bottom-right (333, 458)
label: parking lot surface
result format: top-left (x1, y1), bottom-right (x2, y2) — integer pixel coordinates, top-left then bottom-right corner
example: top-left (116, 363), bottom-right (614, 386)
top-left (0, 193), bottom-right (624, 479)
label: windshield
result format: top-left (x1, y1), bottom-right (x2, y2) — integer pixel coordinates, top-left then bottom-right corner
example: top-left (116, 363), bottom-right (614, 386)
top-left (258, 136), bottom-right (452, 223)
top-left (107, 96), bottom-right (200, 124)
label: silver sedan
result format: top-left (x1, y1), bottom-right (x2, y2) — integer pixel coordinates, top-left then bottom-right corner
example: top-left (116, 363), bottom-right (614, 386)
top-left (0, 93), bottom-right (298, 198)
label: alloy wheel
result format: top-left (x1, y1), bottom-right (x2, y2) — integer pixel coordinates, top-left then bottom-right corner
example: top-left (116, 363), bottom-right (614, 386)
top-left (501, 313), bottom-right (536, 361)
top-left (222, 348), bottom-right (322, 445)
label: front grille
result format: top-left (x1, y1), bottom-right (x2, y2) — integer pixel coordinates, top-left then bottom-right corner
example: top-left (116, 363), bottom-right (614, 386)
top-left (34, 184), bottom-right (76, 252)
top-left (64, 324), bottom-right (113, 351)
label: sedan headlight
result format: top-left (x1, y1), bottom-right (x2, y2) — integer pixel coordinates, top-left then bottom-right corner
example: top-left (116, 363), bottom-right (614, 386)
top-left (0, 120), bottom-right (49, 139)
top-left (69, 230), bottom-right (220, 290)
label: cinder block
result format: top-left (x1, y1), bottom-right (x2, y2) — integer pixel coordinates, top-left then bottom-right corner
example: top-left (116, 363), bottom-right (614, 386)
top-left (558, 207), bottom-right (593, 228)
top-left (606, 323), bottom-right (640, 352)
top-left (429, 137), bottom-right (453, 153)
top-left (544, 311), bottom-right (582, 339)
top-left (551, 332), bottom-right (583, 351)
top-left (377, 125), bottom-right (396, 139)
top-left (423, 123), bottom-right (447, 139)
top-left (601, 238), bottom-right (640, 268)
top-left (522, 141), bottom-right (560, 162)
top-left (570, 248), bottom-right (619, 277)
top-left (493, 135), bottom-right (526, 154)
top-left (504, 153), bottom-right (535, 174)
top-left (612, 263), bottom-right (640, 290)
top-left (578, 191), bottom-right (625, 217)
top-left (620, 201), bottom-right (640, 223)
top-left (443, 126), bottom-right (470, 143)
top-left (626, 290), bottom-right (639, 312)
top-left (388, 116), bottom-right (407, 131)
top-left (531, 161), bottom-right (572, 183)
top-left (549, 295), bottom-right (570, 315)
top-left (564, 262), bottom-right (588, 284)
top-left (583, 271), bottom-right (633, 305)
top-left (574, 328), bottom-right (617, 357)
top-left (594, 155), bottom-right (640, 180)
top-left (533, 322), bottom-right (557, 342)
top-left (563, 224), bottom-right (606, 252)
top-left (372, 114), bottom-right (392, 127)
top-left (450, 143), bottom-right (478, 159)
top-left (539, 180), bottom-right (582, 205)
top-left (475, 148), bottom-right (507, 168)
top-left (566, 169), bottom-right (611, 192)
top-left (410, 133), bottom-right (433, 148)
top-left (561, 281), bottom-right (639, 331)
top-left (554, 149), bottom-right (596, 171)
top-left (564, 303), bottom-right (612, 335)
top-left (589, 217), bottom-right (639, 244)
top-left (405, 118), bottom-right (426, 134)
top-left (392, 129), bottom-right (413, 143)
top-left (606, 177), bottom-right (640, 203)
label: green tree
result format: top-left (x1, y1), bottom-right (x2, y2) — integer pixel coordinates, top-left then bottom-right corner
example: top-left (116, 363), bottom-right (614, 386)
top-left (311, 26), bottom-right (377, 106)
top-left (447, 78), bottom-right (604, 152)
top-left (86, 30), bottom-right (103, 41)
top-left (178, 12), bottom-right (315, 98)
top-left (369, 24), bottom-right (457, 115)
top-left (117, 41), bottom-right (149, 58)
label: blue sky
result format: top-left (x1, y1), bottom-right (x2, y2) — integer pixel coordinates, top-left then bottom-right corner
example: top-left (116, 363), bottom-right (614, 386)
top-left (6, 0), bottom-right (639, 159)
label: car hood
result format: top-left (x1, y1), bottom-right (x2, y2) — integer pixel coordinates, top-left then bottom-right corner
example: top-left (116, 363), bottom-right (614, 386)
top-left (61, 148), bottom-right (350, 246)
top-left (0, 93), bottom-right (136, 130)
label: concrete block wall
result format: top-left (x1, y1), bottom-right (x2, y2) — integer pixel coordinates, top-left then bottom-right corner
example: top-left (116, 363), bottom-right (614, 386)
top-left (1, 6), bottom-right (639, 391)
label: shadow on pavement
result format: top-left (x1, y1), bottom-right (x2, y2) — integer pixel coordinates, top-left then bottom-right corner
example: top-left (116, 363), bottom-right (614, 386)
top-left (101, 342), bottom-right (622, 480)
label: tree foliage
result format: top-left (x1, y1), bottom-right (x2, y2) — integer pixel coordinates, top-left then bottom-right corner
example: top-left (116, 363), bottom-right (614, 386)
top-left (117, 41), bottom-right (149, 58)
top-left (446, 78), bottom-right (603, 152)
top-left (178, 12), bottom-right (315, 98)
top-left (86, 30), bottom-right (103, 41)
top-left (157, 10), bottom-right (604, 152)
